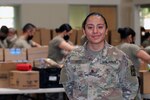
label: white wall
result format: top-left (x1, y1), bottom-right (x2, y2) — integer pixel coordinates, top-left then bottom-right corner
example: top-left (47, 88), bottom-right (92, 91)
top-left (0, 0), bottom-right (121, 29)
top-left (20, 4), bottom-right (69, 29)
top-left (0, 0), bottom-right (144, 28)
top-left (0, 0), bottom-right (120, 5)
top-left (8, 0), bottom-right (120, 29)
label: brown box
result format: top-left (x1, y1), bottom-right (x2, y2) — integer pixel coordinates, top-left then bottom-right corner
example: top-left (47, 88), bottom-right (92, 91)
top-left (140, 62), bottom-right (148, 71)
top-left (4, 48), bottom-right (27, 62)
top-left (110, 31), bottom-right (120, 46)
top-left (0, 48), bottom-right (4, 61)
top-left (0, 62), bottom-right (17, 88)
top-left (27, 46), bottom-right (48, 61)
top-left (40, 28), bottom-right (51, 45)
top-left (9, 70), bottom-right (39, 89)
top-left (70, 29), bottom-right (77, 45)
top-left (33, 28), bottom-right (41, 45)
top-left (140, 71), bottom-right (150, 94)
top-left (76, 29), bottom-right (84, 45)
top-left (51, 29), bottom-right (57, 39)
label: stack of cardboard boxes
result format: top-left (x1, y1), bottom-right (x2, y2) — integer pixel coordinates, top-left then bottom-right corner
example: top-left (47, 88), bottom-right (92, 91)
top-left (0, 46), bottom-right (48, 89)
top-left (0, 27), bottom-right (84, 89)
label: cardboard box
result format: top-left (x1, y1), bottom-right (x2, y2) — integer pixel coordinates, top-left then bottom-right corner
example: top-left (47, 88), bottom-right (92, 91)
top-left (76, 29), bottom-right (84, 45)
top-left (9, 70), bottom-right (39, 89)
top-left (27, 46), bottom-right (48, 61)
top-left (33, 28), bottom-right (41, 45)
top-left (40, 28), bottom-right (52, 45)
top-left (140, 62), bottom-right (148, 71)
top-left (0, 48), bottom-right (4, 61)
top-left (140, 71), bottom-right (150, 94)
top-left (0, 62), bottom-right (17, 88)
top-left (69, 29), bottom-right (77, 45)
top-left (4, 48), bottom-right (27, 62)
top-left (51, 29), bottom-right (57, 39)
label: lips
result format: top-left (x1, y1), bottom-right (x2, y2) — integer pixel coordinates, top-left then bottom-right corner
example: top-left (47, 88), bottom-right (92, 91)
top-left (91, 35), bottom-right (101, 39)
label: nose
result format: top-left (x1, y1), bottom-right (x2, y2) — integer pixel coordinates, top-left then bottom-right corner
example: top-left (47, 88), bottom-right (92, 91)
top-left (93, 27), bottom-right (98, 34)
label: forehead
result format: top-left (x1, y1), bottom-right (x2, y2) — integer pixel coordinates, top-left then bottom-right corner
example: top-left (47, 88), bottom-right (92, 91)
top-left (69, 30), bottom-right (73, 33)
top-left (31, 28), bottom-right (36, 32)
top-left (86, 15), bottom-right (105, 25)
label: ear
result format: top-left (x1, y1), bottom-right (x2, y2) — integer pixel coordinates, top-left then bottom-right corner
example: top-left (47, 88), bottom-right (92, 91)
top-left (63, 30), bottom-right (67, 35)
top-left (127, 35), bottom-right (132, 43)
top-left (128, 35), bottom-right (132, 39)
top-left (82, 28), bottom-right (86, 35)
top-left (105, 29), bottom-right (108, 36)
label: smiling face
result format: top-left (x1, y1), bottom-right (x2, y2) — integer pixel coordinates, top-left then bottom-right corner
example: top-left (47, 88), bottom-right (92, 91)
top-left (83, 15), bottom-right (108, 45)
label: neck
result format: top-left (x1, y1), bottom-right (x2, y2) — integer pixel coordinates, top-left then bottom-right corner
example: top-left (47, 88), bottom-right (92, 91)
top-left (121, 39), bottom-right (130, 43)
top-left (87, 41), bottom-right (105, 52)
top-left (23, 33), bottom-right (28, 39)
top-left (58, 32), bottom-right (65, 37)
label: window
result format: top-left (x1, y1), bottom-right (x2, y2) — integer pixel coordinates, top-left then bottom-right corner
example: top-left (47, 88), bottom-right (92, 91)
top-left (140, 6), bottom-right (150, 29)
top-left (0, 6), bottom-right (15, 28)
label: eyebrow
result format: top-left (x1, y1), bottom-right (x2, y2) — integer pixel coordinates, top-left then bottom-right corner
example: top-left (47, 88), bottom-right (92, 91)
top-left (86, 24), bottom-right (105, 26)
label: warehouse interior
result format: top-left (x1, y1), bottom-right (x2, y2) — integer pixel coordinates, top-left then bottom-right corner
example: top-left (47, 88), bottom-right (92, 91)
top-left (0, 0), bottom-right (150, 100)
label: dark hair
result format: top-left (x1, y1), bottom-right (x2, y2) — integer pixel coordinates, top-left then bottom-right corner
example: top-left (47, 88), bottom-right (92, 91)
top-left (55, 23), bottom-right (72, 33)
top-left (9, 28), bottom-right (17, 35)
top-left (0, 25), bottom-right (9, 40)
top-left (118, 27), bottom-right (136, 39)
top-left (141, 26), bottom-right (145, 32)
top-left (1, 25), bottom-right (9, 34)
top-left (82, 12), bottom-right (108, 29)
top-left (22, 23), bottom-right (36, 32)
top-left (143, 32), bottom-right (150, 40)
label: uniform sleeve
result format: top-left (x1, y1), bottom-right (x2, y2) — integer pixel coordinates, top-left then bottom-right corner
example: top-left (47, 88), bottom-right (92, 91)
top-left (53, 37), bottom-right (64, 47)
top-left (59, 56), bottom-right (74, 99)
top-left (118, 55), bottom-right (139, 99)
top-left (129, 44), bottom-right (141, 56)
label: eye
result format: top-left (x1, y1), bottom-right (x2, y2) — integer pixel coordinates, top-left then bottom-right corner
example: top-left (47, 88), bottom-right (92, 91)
top-left (86, 25), bottom-right (94, 29)
top-left (97, 25), bottom-right (104, 29)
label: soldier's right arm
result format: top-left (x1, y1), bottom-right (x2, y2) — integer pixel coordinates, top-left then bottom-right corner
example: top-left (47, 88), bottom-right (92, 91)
top-left (118, 55), bottom-right (139, 99)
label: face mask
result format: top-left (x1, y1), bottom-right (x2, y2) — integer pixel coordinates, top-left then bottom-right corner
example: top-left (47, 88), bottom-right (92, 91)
top-left (27, 35), bottom-right (33, 41)
top-left (63, 35), bottom-right (70, 42)
top-left (7, 34), bottom-right (17, 42)
top-left (0, 32), bottom-right (7, 40)
top-left (0, 36), bottom-right (6, 40)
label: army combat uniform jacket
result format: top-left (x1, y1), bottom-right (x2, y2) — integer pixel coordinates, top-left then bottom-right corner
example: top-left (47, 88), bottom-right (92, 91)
top-left (60, 42), bottom-right (139, 100)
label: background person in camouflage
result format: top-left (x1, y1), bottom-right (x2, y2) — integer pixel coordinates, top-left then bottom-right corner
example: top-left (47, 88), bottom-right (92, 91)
top-left (60, 12), bottom-right (139, 100)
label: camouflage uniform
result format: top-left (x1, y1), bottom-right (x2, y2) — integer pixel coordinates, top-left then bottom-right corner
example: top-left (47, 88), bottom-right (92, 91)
top-left (60, 42), bottom-right (139, 100)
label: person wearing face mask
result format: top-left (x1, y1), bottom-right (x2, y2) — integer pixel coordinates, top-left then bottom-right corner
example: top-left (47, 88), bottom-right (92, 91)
top-left (3, 28), bottom-right (18, 48)
top-left (116, 27), bottom-right (150, 100)
top-left (13, 23), bottom-right (41, 48)
top-left (47, 23), bottom-right (75, 64)
top-left (0, 25), bottom-right (9, 48)
top-left (45, 23), bottom-right (75, 100)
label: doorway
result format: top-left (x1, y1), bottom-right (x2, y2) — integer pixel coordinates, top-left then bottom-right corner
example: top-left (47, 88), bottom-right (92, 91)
top-left (90, 6), bottom-right (119, 46)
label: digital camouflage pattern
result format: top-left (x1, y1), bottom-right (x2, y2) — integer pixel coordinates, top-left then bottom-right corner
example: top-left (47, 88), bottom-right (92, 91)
top-left (60, 42), bottom-right (139, 100)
